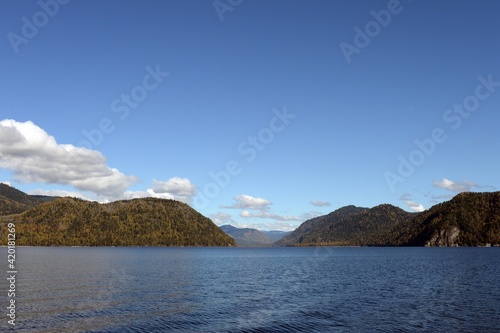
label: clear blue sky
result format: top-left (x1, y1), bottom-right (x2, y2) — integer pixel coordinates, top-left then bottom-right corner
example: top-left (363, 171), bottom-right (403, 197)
top-left (1, 0), bottom-right (499, 230)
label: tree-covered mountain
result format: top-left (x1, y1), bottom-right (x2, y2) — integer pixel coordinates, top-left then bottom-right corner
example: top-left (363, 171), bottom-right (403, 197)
top-left (389, 192), bottom-right (500, 246)
top-left (277, 192), bottom-right (500, 247)
top-left (220, 225), bottom-right (274, 246)
top-left (0, 183), bottom-right (42, 215)
top-left (0, 196), bottom-right (235, 247)
top-left (1, 184), bottom-right (498, 247)
top-left (276, 205), bottom-right (414, 246)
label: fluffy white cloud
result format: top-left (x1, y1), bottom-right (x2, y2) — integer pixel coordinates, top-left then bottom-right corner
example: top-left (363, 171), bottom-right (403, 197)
top-left (151, 177), bottom-right (197, 203)
top-left (0, 120), bottom-right (200, 204)
top-left (399, 193), bottom-right (425, 212)
top-left (238, 221), bottom-right (297, 231)
top-left (221, 194), bottom-right (272, 210)
top-left (240, 210), bottom-right (303, 221)
top-left (123, 189), bottom-right (174, 201)
top-left (310, 200), bottom-right (331, 207)
top-left (403, 200), bottom-right (425, 212)
top-left (433, 178), bottom-right (476, 193)
top-left (28, 188), bottom-right (94, 201)
top-left (1, 180), bottom-right (12, 186)
top-left (210, 211), bottom-right (298, 231)
top-left (209, 212), bottom-right (237, 226)
top-left (0, 119), bottom-right (137, 199)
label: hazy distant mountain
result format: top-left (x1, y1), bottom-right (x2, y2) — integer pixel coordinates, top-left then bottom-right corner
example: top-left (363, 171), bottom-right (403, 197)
top-left (276, 192), bottom-right (500, 247)
top-left (261, 230), bottom-right (292, 242)
top-left (220, 225), bottom-right (274, 246)
top-left (29, 195), bottom-right (60, 202)
top-left (0, 195), bottom-right (235, 247)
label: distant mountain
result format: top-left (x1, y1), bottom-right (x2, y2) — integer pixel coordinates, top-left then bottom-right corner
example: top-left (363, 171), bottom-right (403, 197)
top-left (220, 225), bottom-right (274, 246)
top-left (276, 205), bottom-right (413, 246)
top-left (29, 195), bottom-right (60, 202)
top-left (261, 230), bottom-right (292, 242)
top-left (276, 192), bottom-right (500, 247)
top-left (1, 185), bottom-right (498, 247)
top-left (0, 196), bottom-right (235, 247)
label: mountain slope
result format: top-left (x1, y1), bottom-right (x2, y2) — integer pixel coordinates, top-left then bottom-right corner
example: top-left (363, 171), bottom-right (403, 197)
top-left (0, 196), bottom-right (29, 216)
top-left (276, 205), bottom-right (370, 246)
top-left (0, 197), bottom-right (235, 246)
top-left (0, 183), bottom-right (41, 207)
top-left (391, 192), bottom-right (500, 246)
top-left (220, 225), bottom-right (274, 246)
top-left (277, 192), bottom-right (500, 247)
top-left (0, 183), bottom-right (42, 215)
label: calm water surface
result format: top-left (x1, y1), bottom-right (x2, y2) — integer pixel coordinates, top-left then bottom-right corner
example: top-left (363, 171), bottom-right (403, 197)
top-left (2, 247), bottom-right (499, 332)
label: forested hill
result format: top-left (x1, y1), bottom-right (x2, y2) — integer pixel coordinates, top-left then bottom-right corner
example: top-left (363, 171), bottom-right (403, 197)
top-left (0, 183), bottom-right (42, 215)
top-left (390, 191), bottom-right (500, 246)
top-left (277, 192), bottom-right (500, 247)
top-left (276, 204), bottom-right (414, 246)
top-left (0, 196), bottom-right (235, 247)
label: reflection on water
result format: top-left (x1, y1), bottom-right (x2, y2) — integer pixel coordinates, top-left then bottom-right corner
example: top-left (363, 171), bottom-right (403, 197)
top-left (1, 247), bottom-right (499, 332)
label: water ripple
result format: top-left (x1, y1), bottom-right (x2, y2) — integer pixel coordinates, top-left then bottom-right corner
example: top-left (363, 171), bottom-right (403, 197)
top-left (2, 247), bottom-right (499, 333)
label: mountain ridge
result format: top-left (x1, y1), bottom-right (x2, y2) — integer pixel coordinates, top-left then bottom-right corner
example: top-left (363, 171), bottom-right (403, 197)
top-left (220, 225), bottom-right (274, 246)
top-left (0, 183), bottom-right (43, 215)
top-left (1, 185), bottom-right (498, 247)
top-left (277, 192), bottom-right (500, 247)
top-left (0, 194), bottom-right (235, 247)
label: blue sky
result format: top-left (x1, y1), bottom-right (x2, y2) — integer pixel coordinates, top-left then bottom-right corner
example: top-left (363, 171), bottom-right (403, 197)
top-left (1, 0), bottom-right (499, 231)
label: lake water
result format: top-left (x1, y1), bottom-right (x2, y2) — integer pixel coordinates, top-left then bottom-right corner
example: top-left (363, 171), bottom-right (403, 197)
top-left (2, 247), bottom-right (499, 332)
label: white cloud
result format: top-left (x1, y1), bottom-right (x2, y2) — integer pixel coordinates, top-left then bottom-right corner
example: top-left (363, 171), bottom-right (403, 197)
top-left (1, 180), bottom-right (12, 186)
top-left (0, 119), bottom-right (137, 200)
top-left (433, 178), bottom-right (476, 193)
top-left (252, 221), bottom-right (297, 232)
top-left (209, 212), bottom-right (237, 226)
top-left (213, 208), bottom-right (318, 232)
top-left (429, 194), bottom-right (453, 203)
top-left (211, 211), bottom-right (298, 231)
top-left (123, 189), bottom-right (174, 201)
top-left (28, 188), bottom-right (94, 201)
top-left (300, 211), bottom-right (323, 220)
top-left (403, 200), bottom-right (425, 212)
top-left (399, 193), bottom-right (425, 212)
top-left (221, 194), bottom-right (272, 210)
top-left (310, 200), bottom-right (331, 207)
top-left (151, 177), bottom-right (197, 203)
top-left (240, 210), bottom-right (303, 221)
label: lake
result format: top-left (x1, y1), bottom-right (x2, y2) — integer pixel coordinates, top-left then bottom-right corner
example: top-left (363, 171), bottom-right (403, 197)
top-left (2, 247), bottom-right (499, 332)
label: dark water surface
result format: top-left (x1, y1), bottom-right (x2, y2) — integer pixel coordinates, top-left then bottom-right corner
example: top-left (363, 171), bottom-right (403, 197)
top-left (2, 247), bottom-right (499, 332)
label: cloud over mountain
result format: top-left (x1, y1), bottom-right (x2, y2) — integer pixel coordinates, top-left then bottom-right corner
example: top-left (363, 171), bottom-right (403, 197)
top-left (240, 210), bottom-right (303, 221)
top-left (434, 178), bottom-right (477, 193)
top-left (151, 177), bottom-right (197, 203)
top-left (400, 193), bottom-right (425, 212)
top-left (221, 194), bottom-right (272, 210)
top-left (0, 119), bottom-right (137, 199)
top-left (310, 200), bottom-right (331, 207)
